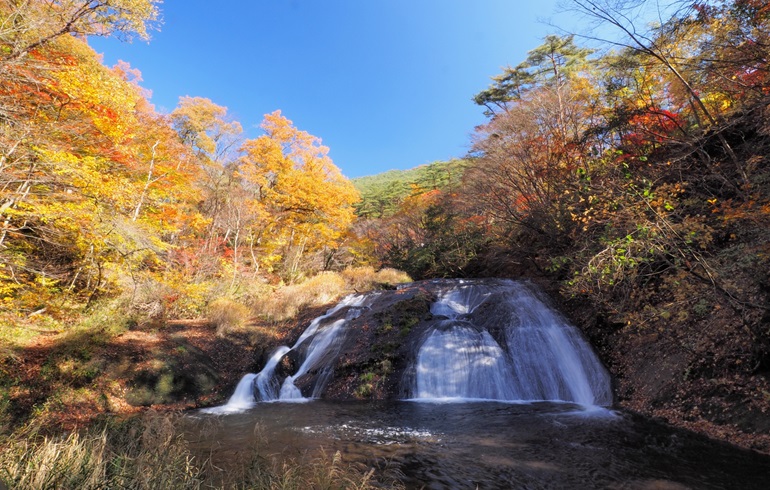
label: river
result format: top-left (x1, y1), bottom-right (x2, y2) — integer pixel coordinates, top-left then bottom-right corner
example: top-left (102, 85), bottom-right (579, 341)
top-left (185, 399), bottom-right (770, 489)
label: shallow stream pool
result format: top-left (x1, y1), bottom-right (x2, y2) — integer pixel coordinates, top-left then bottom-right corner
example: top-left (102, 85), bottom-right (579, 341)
top-left (185, 400), bottom-right (770, 489)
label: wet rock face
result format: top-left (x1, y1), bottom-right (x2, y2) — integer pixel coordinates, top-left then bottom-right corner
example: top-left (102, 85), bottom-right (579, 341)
top-left (275, 351), bottom-right (298, 379)
top-left (296, 283), bottom-right (436, 400)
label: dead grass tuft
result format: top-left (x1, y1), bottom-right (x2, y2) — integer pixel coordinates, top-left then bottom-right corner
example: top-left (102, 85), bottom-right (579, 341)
top-left (206, 298), bottom-right (252, 336)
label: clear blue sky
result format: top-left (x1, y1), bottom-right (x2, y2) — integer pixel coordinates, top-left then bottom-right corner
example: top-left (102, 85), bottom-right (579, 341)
top-left (90, 1), bottom-right (565, 178)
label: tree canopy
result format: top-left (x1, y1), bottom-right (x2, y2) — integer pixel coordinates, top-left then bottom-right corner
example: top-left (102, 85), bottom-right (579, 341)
top-left (0, 6), bottom-right (361, 317)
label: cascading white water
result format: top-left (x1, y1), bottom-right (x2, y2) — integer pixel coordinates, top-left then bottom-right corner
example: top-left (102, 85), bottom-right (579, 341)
top-left (293, 294), bottom-right (369, 346)
top-left (412, 280), bottom-right (612, 406)
top-left (429, 281), bottom-right (492, 317)
top-left (259, 294), bottom-right (373, 402)
top-left (204, 293), bottom-right (375, 412)
top-left (415, 322), bottom-right (516, 399)
top-left (200, 373), bottom-right (258, 414)
top-left (503, 286), bottom-right (612, 405)
top-left (254, 346), bottom-right (291, 401)
top-left (279, 318), bottom-right (347, 400)
top-left (205, 279), bottom-right (612, 413)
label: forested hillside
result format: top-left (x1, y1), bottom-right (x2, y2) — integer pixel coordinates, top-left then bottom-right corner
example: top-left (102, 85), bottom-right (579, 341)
top-left (357, 0), bottom-right (770, 451)
top-left (353, 159), bottom-right (469, 218)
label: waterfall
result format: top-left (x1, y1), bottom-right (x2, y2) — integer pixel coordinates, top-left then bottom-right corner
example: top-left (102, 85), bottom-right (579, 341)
top-left (429, 283), bottom-right (491, 316)
top-left (259, 293), bottom-right (373, 402)
top-left (415, 322), bottom-right (516, 400)
top-left (205, 279), bottom-right (612, 413)
top-left (411, 280), bottom-right (612, 406)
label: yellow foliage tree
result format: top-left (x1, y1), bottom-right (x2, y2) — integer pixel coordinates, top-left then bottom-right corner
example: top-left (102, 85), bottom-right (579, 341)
top-left (0, 29), bottom-right (207, 312)
top-left (0, 0), bottom-right (160, 63)
top-left (239, 111), bottom-right (360, 277)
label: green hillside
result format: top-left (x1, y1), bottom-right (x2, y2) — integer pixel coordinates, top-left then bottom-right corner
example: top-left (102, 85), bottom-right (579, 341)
top-left (353, 159), bottom-right (470, 218)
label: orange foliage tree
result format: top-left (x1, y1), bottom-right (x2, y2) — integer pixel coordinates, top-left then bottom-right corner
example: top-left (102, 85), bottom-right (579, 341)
top-left (0, 30), bottom-right (207, 313)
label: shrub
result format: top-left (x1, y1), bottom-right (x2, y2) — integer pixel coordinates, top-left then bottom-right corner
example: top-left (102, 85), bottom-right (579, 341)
top-left (341, 266), bottom-right (379, 291)
top-left (206, 298), bottom-right (251, 336)
top-left (341, 266), bottom-right (411, 292)
top-left (373, 268), bottom-right (411, 287)
top-left (260, 272), bottom-right (347, 321)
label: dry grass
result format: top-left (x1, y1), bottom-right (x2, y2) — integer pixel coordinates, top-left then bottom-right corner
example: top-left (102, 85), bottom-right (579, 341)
top-left (207, 298), bottom-right (251, 336)
top-left (257, 268), bottom-right (411, 322)
top-left (341, 266), bottom-right (411, 292)
top-left (120, 267), bottom-right (410, 328)
top-left (0, 413), bottom-right (203, 489)
top-left (0, 412), bottom-right (389, 490)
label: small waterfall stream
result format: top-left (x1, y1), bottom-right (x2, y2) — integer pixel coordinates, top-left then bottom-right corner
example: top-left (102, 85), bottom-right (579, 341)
top-left (206, 373), bottom-right (258, 413)
top-left (204, 293), bottom-right (375, 413)
top-left (279, 318), bottom-right (347, 399)
top-left (205, 279), bottom-right (612, 413)
top-left (253, 346), bottom-right (291, 401)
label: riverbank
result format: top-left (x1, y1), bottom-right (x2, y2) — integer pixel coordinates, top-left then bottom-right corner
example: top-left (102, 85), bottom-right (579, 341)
top-left (558, 281), bottom-right (770, 455)
top-left (0, 302), bottom-right (332, 433)
top-left (0, 268), bottom-right (411, 433)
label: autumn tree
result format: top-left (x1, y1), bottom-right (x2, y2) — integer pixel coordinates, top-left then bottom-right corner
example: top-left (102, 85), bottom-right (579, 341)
top-left (0, 0), bottom-right (170, 311)
top-left (239, 111), bottom-right (360, 279)
top-left (0, 0), bottom-right (160, 126)
top-left (468, 35), bottom-right (601, 245)
top-left (0, 0), bottom-right (160, 63)
top-left (0, 24), bottom-right (208, 314)
top-left (565, 0), bottom-right (749, 186)
top-left (365, 188), bottom-right (487, 279)
top-left (170, 96), bottom-right (242, 256)
top-left (690, 0), bottom-right (770, 106)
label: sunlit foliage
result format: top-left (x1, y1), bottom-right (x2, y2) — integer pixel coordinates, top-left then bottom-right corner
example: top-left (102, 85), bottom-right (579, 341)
top-left (0, 6), bottom-right (362, 318)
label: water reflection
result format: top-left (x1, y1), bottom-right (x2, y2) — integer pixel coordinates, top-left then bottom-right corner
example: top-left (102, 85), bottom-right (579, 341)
top-left (186, 400), bottom-right (770, 489)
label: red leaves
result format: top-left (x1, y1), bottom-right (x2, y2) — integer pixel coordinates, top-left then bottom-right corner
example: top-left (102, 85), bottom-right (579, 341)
top-left (623, 108), bottom-right (685, 149)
